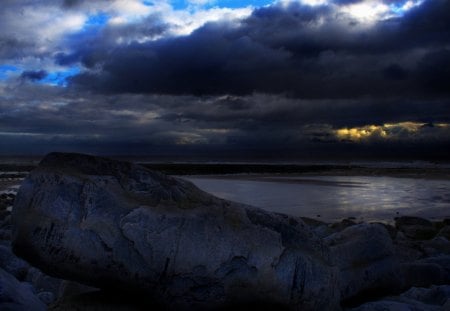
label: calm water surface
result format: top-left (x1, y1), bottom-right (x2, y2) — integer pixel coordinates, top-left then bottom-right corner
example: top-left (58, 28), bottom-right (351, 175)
top-left (185, 176), bottom-right (450, 222)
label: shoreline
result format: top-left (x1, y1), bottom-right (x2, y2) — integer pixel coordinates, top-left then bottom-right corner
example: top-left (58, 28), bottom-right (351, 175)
top-left (2, 160), bottom-right (450, 179)
top-left (2, 169), bottom-right (450, 223)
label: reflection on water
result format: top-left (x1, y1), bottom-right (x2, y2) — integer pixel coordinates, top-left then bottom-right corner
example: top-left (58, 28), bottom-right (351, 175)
top-left (185, 176), bottom-right (450, 221)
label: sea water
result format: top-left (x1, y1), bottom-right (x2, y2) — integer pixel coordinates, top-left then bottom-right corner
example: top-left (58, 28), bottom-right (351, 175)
top-left (185, 175), bottom-right (450, 222)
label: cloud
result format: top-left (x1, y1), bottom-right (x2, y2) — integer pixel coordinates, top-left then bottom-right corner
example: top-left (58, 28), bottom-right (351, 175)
top-left (417, 49), bottom-right (450, 94)
top-left (1, 80), bottom-right (449, 156)
top-left (0, 0), bottom-right (449, 158)
top-left (20, 70), bottom-right (48, 81)
top-left (65, 0), bottom-right (450, 99)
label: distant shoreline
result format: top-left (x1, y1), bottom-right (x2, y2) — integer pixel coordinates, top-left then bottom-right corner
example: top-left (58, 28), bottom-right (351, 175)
top-left (1, 162), bottom-right (450, 180)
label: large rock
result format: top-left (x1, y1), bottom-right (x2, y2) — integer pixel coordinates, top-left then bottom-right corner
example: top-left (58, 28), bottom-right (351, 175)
top-left (437, 226), bottom-right (450, 241)
top-left (11, 153), bottom-right (340, 310)
top-left (324, 224), bottom-right (402, 304)
top-left (0, 245), bottom-right (29, 281)
top-left (395, 216), bottom-right (437, 240)
top-left (349, 285), bottom-right (450, 311)
top-left (0, 268), bottom-right (46, 311)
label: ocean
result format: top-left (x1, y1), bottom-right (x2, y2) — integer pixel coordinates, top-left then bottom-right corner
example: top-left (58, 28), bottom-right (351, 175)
top-left (185, 175), bottom-right (450, 222)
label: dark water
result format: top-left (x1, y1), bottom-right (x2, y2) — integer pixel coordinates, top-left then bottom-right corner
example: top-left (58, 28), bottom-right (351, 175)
top-left (185, 176), bottom-right (450, 222)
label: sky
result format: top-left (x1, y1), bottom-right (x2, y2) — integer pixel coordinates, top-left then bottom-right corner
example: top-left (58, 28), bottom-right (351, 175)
top-left (0, 0), bottom-right (449, 160)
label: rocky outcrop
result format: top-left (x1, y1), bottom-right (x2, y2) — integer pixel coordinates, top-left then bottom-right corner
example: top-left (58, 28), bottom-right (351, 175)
top-left (0, 267), bottom-right (46, 311)
top-left (325, 224), bottom-right (402, 304)
top-left (9, 152), bottom-right (450, 310)
top-left (0, 245), bottom-right (29, 281)
top-left (349, 285), bottom-right (450, 311)
top-left (395, 216), bottom-right (437, 240)
top-left (12, 152), bottom-right (340, 310)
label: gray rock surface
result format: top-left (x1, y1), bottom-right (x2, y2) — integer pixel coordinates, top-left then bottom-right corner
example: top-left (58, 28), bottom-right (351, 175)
top-left (401, 285), bottom-right (450, 306)
top-left (395, 216), bottom-right (437, 240)
top-left (0, 245), bottom-right (29, 280)
top-left (349, 300), bottom-right (440, 311)
top-left (325, 223), bottom-right (401, 301)
top-left (37, 291), bottom-right (55, 305)
top-left (437, 226), bottom-right (450, 240)
top-left (349, 285), bottom-right (450, 311)
top-left (12, 152), bottom-right (340, 310)
top-left (0, 267), bottom-right (46, 311)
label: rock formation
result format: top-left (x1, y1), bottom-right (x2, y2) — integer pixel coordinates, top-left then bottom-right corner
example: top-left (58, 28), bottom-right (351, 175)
top-left (0, 267), bottom-right (46, 311)
top-left (9, 152), bottom-right (450, 310)
top-left (12, 152), bottom-right (340, 310)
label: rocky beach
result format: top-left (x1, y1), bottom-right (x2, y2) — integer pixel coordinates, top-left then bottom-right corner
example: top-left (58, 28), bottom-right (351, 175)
top-left (1, 153), bottom-right (450, 310)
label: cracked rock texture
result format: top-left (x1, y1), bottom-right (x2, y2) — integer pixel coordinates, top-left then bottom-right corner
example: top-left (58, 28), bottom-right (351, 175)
top-left (11, 152), bottom-right (340, 310)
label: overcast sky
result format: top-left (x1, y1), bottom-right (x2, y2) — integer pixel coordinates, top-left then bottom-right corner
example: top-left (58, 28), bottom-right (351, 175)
top-left (1, 0), bottom-right (449, 160)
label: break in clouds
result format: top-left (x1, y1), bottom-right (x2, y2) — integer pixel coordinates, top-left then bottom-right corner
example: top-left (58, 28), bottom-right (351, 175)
top-left (0, 0), bottom-right (449, 158)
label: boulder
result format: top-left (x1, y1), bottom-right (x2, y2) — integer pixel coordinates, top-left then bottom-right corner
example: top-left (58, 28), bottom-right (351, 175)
top-left (11, 152), bottom-right (340, 310)
top-left (400, 262), bottom-right (447, 288)
top-left (395, 217), bottom-right (433, 227)
top-left (401, 285), bottom-right (450, 306)
top-left (313, 225), bottom-right (335, 238)
top-left (0, 268), bottom-right (46, 311)
top-left (49, 289), bottom-right (164, 311)
top-left (37, 291), bottom-right (55, 305)
top-left (0, 229), bottom-right (11, 241)
top-left (0, 245), bottom-right (29, 281)
top-left (350, 285), bottom-right (450, 311)
top-left (25, 267), bottom-right (63, 295)
top-left (437, 226), bottom-right (450, 241)
top-left (420, 256), bottom-right (450, 276)
top-left (349, 300), bottom-right (440, 311)
top-left (325, 224), bottom-right (402, 303)
top-left (329, 218), bottom-right (357, 232)
top-left (395, 217), bottom-right (437, 240)
top-left (57, 280), bottom-right (98, 300)
top-left (393, 237), bottom-right (424, 263)
top-left (421, 236), bottom-right (450, 257)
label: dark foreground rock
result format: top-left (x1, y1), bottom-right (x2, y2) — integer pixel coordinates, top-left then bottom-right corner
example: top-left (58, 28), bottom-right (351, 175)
top-left (11, 153), bottom-right (340, 310)
top-left (349, 285), bottom-right (450, 311)
top-left (9, 152), bottom-right (450, 310)
top-left (325, 224), bottom-right (401, 303)
top-left (0, 267), bottom-right (46, 311)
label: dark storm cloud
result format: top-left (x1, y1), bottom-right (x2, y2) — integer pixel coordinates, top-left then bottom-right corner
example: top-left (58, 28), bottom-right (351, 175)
top-left (62, 0), bottom-right (84, 8)
top-left (382, 64), bottom-right (408, 81)
top-left (1, 0), bottom-right (449, 158)
top-left (156, 95), bottom-right (450, 130)
top-left (1, 81), bottom-right (449, 157)
top-left (0, 37), bottom-right (34, 60)
top-left (68, 0), bottom-right (450, 99)
top-left (55, 14), bottom-right (169, 69)
top-left (20, 70), bottom-right (48, 81)
top-left (417, 49), bottom-right (450, 94)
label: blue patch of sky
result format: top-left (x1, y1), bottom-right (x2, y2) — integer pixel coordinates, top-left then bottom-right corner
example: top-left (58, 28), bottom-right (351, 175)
top-left (86, 13), bottom-right (109, 26)
top-left (213, 0), bottom-right (275, 9)
top-left (144, 0), bottom-right (275, 10)
top-left (0, 65), bottom-right (20, 81)
top-left (38, 67), bottom-right (80, 87)
top-left (390, 0), bottom-right (421, 16)
top-left (390, 3), bottom-right (406, 14)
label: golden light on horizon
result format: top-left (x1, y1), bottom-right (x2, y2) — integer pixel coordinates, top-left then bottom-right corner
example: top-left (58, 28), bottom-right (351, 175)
top-left (384, 121), bottom-right (424, 132)
top-left (334, 121), bottom-right (450, 142)
top-left (335, 124), bottom-right (388, 141)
